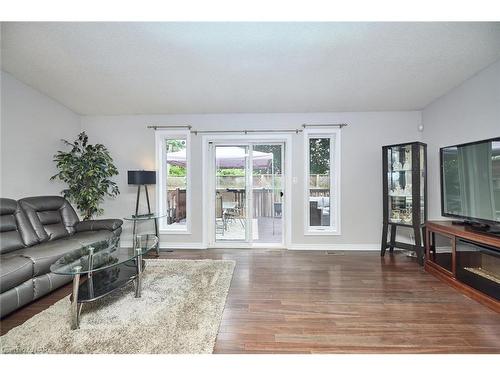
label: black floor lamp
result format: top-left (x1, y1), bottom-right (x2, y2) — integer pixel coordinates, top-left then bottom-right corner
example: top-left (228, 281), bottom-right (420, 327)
top-left (128, 170), bottom-right (158, 244)
top-left (128, 170), bottom-right (156, 216)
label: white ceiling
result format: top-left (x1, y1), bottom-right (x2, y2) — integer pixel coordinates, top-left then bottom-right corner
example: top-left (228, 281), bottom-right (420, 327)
top-left (1, 22), bottom-right (500, 115)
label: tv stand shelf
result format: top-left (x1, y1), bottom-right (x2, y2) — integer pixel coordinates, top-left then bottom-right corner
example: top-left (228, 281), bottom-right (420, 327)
top-left (425, 220), bottom-right (500, 313)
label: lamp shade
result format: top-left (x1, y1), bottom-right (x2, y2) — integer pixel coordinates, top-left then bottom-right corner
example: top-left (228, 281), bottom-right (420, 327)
top-left (128, 170), bottom-right (156, 185)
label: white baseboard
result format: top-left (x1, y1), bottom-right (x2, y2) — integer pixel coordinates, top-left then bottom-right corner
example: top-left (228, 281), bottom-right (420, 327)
top-left (121, 240), bottom-right (379, 251)
top-left (120, 241), bottom-right (207, 250)
top-left (287, 243), bottom-right (380, 251)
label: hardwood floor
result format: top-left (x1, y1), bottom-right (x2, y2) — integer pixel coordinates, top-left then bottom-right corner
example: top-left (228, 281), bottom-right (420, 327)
top-left (1, 249), bottom-right (499, 353)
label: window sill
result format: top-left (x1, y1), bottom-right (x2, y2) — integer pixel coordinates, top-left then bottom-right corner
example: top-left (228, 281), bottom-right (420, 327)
top-left (304, 229), bottom-right (341, 236)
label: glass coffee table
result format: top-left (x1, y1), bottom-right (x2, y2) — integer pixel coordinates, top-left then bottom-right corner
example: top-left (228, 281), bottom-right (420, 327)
top-left (50, 234), bottom-right (158, 329)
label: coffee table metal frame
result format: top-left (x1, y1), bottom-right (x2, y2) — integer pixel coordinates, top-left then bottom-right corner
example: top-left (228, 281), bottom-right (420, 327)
top-left (51, 235), bottom-right (157, 330)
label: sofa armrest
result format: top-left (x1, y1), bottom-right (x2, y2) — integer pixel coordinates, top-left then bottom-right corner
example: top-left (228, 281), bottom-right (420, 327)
top-left (75, 219), bottom-right (123, 233)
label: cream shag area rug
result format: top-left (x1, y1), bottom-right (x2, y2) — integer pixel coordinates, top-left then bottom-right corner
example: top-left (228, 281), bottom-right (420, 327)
top-left (1, 259), bottom-right (235, 354)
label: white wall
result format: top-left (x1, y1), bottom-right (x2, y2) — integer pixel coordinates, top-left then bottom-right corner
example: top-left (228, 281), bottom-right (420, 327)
top-left (81, 112), bottom-right (422, 248)
top-left (6, 55), bottom-right (498, 249)
top-left (422, 60), bottom-right (500, 220)
top-left (0, 71), bottom-right (81, 199)
top-left (1, 69), bottom-right (422, 248)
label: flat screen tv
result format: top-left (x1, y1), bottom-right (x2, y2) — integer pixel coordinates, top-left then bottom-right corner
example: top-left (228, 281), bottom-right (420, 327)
top-left (440, 137), bottom-right (500, 231)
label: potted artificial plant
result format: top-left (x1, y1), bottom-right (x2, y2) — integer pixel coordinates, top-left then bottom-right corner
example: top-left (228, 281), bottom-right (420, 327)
top-left (51, 131), bottom-right (120, 220)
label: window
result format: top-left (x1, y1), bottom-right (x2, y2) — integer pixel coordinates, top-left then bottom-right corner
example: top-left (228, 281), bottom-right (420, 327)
top-left (156, 130), bottom-right (191, 232)
top-left (304, 128), bottom-right (340, 234)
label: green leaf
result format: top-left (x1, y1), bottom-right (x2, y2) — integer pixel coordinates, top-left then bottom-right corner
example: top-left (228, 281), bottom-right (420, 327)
top-left (50, 131), bottom-right (120, 219)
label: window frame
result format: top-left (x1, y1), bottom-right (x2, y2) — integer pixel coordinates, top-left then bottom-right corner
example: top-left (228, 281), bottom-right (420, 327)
top-left (155, 129), bottom-right (191, 234)
top-left (303, 128), bottom-right (341, 235)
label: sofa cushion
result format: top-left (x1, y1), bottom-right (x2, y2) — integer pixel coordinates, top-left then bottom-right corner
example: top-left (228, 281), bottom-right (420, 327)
top-left (0, 198), bottom-right (39, 254)
top-left (0, 279), bottom-right (34, 318)
top-left (10, 238), bottom-right (84, 276)
top-left (9, 229), bottom-right (117, 276)
top-left (19, 196), bottom-right (79, 243)
top-left (33, 273), bottom-right (72, 300)
top-left (0, 255), bottom-right (34, 293)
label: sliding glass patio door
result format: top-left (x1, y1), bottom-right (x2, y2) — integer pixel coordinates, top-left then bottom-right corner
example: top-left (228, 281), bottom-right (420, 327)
top-left (215, 145), bottom-right (249, 242)
top-left (213, 142), bottom-right (284, 246)
top-left (251, 144), bottom-right (283, 244)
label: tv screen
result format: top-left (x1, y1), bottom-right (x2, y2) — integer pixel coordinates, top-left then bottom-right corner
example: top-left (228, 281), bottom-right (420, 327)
top-left (441, 137), bottom-right (500, 224)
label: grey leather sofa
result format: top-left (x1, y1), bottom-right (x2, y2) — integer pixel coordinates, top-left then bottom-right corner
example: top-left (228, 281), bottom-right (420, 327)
top-left (0, 196), bottom-right (123, 318)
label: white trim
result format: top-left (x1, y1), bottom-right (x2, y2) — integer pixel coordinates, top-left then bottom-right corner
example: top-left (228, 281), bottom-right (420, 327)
top-left (201, 133), bottom-right (293, 249)
top-left (208, 241), bottom-right (286, 249)
top-left (121, 241), bottom-right (207, 249)
top-left (158, 230), bottom-right (192, 235)
top-left (303, 128), bottom-right (341, 235)
top-left (208, 242), bottom-right (285, 249)
top-left (155, 129), bottom-right (191, 233)
top-left (120, 241), bottom-right (379, 251)
top-left (288, 243), bottom-right (379, 251)
top-left (162, 242), bottom-right (206, 250)
top-left (303, 230), bottom-right (340, 236)
top-left (202, 139), bottom-right (210, 248)
top-left (166, 243), bottom-right (206, 250)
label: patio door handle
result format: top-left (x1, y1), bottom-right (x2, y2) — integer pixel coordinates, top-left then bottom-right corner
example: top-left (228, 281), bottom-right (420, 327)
top-left (280, 191), bottom-right (284, 197)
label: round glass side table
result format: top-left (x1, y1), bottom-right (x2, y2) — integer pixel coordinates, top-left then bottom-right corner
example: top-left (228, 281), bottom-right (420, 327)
top-left (123, 213), bottom-right (168, 256)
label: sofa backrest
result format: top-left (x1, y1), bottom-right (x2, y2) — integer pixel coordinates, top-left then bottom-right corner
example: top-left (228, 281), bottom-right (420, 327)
top-left (0, 198), bottom-right (39, 254)
top-left (18, 196), bottom-right (80, 243)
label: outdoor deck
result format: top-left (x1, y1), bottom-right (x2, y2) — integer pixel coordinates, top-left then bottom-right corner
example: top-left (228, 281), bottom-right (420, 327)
top-left (216, 216), bottom-right (282, 243)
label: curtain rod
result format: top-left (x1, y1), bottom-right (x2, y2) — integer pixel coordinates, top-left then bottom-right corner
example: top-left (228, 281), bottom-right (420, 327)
top-left (302, 123), bottom-right (348, 128)
top-left (190, 129), bottom-right (303, 135)
top-left (147, 125), bottom-right (192, 130)
top-left (148, 124), bottom-right (347, 132)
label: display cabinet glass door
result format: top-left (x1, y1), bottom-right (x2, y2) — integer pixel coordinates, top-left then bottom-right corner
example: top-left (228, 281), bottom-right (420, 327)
top-left (386, 144), bottom-right (425, 226)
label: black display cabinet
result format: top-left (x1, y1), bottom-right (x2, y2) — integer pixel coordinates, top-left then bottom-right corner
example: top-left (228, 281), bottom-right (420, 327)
top-left (381, 142), bottom-right (427, 265)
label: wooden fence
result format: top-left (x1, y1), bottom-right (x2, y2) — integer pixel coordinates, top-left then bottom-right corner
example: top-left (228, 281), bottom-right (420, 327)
top-left (166, 174), bottom-right (329, 219)
top-left (213, 188), bottom-right (329, 218)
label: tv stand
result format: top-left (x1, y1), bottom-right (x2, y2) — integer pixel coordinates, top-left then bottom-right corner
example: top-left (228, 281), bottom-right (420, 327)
top-left (451, 220), bottom-right (500, 236)
top-left (425, 221), bottom-right (500, 312)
